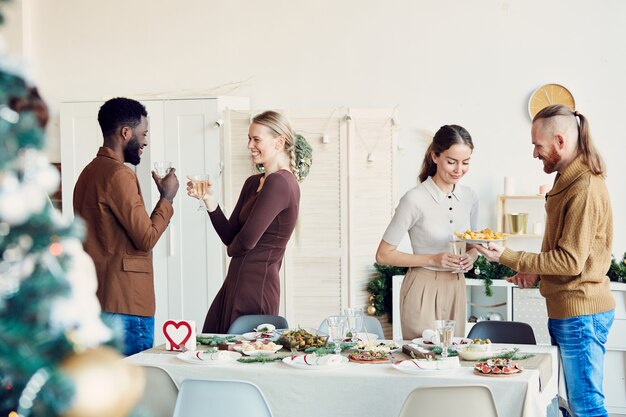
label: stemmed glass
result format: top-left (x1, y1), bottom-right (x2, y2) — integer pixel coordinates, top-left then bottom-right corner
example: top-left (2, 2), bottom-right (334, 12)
top-left (190, 174), bottom-right (210, 211)
top-left (344, 308), bottom-right (363, 342)
top-left (326, 316), bottom-right (347, 355)
top-left (434, 320), bottom-right (455, 359)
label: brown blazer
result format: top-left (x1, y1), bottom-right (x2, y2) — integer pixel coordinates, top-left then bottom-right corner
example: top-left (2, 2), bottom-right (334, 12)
top-left (73, 147), bottom-right (173, 316)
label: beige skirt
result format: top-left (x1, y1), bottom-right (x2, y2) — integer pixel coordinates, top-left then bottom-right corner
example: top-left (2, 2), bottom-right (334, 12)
top-left (399, 267), bottom-right (466, 340)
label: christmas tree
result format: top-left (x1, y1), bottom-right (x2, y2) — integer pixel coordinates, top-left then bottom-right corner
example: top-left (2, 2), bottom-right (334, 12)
top-left (0, 4), bottom-right (144, 417)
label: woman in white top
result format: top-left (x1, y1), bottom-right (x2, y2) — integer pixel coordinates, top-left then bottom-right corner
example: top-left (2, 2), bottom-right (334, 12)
top-left (376, 125), bottom-right (479, 339)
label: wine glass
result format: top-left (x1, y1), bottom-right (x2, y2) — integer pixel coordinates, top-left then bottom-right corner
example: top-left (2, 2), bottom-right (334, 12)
top-left (326, 315), bottom-right (347, 355)
top-left (190, 174), bottom-right (210, 211)
top-left (153, 161), bottom-right (172, 178)
top-left (343, 308), bottom-right (363, 342)
top-left (448, 235), bottom-right (467, 273)
top-left (434, 320), bottom-right (455, 359)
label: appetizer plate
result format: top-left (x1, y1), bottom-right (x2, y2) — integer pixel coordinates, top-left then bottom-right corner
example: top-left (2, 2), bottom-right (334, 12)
top-left (355, 340), bottom-right (401, 353)
top-left (460, 238), bottom-right (506, 246)
top-left (281, 355), bottom-right (348, 371)
top-left (240, 345), bottom-right (283, 356)
top-left (176, 350), bottom-right (241, 365)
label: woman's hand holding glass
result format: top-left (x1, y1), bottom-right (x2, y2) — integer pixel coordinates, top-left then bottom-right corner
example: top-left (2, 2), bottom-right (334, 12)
top-left (187, 174), bottom-right (215, 211)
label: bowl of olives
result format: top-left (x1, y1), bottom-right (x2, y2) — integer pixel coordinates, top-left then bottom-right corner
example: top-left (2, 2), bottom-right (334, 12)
top-left (279, 328), bottom-right (328, 351)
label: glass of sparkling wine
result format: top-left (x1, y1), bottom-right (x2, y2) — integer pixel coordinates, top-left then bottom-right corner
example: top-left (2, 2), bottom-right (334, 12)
top-left (448, 235), bottom-right (467, 273)
top-left (190, 174), bottom-right (210, 211)
top-left (434, 320), bottom-right (455, 359)
top-left (344, 307), bottom-right (364, 342)
top-left (326, 315), bottom-right (347, 355)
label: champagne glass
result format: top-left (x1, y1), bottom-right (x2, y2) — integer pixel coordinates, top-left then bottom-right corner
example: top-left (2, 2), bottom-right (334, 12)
top-left (448, 235), bottom-right (467, 273)
top-left (344, 307), bottom-right (364, 342)
top-left (190, 174), bottom-right (210, 211)
top-left (434, 320), bottom-right (455, 359)
top-left (153, 161), bottom-right (172, 178)
top-left (326, 316), bottom-right (347, 355)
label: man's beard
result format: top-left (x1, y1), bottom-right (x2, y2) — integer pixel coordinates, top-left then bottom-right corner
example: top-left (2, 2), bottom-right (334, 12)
top-left (542, 144), bottom-right (560, 174)
top-left (124, 135), bottom-right (141, 166)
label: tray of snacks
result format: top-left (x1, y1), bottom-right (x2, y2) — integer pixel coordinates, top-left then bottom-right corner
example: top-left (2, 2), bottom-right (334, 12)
top-left (454, 228), bottom-right (507, 244)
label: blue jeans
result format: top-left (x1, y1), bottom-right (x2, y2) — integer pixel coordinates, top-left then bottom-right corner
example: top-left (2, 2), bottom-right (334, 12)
top-left (102, 312), bottom-right (155, 356)
top-left (548, 310), bottom-right (614, 417)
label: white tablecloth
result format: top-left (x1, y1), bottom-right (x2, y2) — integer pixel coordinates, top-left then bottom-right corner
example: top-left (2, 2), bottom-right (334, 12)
top-left (126, 343), bottom-right (558, 417)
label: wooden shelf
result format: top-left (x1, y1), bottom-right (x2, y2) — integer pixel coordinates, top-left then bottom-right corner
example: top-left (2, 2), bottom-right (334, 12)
top-left (496, 195), bottom-right (545, 234)
top-left (507, 233), bottom-right (543, 239)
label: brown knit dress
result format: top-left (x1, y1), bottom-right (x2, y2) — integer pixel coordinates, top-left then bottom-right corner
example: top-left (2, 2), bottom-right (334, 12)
top-left (202, 170), bottom-right (300, 333)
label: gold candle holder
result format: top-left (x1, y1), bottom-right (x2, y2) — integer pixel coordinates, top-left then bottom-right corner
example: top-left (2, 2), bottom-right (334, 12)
top-left (507, 213), bottom-right (528, 235)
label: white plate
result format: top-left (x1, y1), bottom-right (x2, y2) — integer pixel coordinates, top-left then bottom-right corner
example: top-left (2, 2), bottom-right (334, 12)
top-left (282, 355), bottom-right (348, 371)
top-left (176, 350), bottom-right (241, 365)
top-left (411, 337), bottom-right (472, 350)
top-left (240, 332), bottom-right (277, 341)
top-left (241, 345), bottom-right (283, 356)
top-left (392, 358), bottom-right (460, 375)
top-left (354, 332), bottom-right (379, 341)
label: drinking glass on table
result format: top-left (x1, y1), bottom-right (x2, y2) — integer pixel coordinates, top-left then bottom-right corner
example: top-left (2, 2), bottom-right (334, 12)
top-left (190, 174), bottom-right (210, 211)
top-left (326, 315), bottom-right (347, 355)
top-left (343, 307), bottom-right (364, 342)
top-left (448, 235), bottom-right (467, 273)
top-left (153, 161), bottom-right (172, 178)
top-left (434, 320), bottom-right (455, 359)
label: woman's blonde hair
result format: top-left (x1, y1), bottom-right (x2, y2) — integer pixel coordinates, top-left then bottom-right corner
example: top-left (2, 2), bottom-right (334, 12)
top-left (252, 110), bottom-right (297, 177)
top-left (533, 104), bottom-right (606, 177)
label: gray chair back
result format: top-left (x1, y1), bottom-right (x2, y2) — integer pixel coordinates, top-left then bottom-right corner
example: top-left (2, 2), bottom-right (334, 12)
top-left (467, 320), bottom-right (537, 344)
top-left (226, 314), bottom-right (289, 334)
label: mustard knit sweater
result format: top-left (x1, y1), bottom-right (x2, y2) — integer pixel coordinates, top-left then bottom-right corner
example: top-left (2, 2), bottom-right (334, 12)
top-left (500, 155), bottom-right (615, 319)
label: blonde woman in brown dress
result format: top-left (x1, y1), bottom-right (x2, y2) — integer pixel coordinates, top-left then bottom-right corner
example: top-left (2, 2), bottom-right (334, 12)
top-left (187, 111), bottom-right (307, 333)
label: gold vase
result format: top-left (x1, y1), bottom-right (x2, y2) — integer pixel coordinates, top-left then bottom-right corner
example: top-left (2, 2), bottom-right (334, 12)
top-left (507, 213), bottom-right (528, 235)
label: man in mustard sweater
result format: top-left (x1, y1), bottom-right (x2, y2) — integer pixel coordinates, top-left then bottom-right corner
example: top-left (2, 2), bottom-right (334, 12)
top-left (478, 104), bottom-right (615, 417)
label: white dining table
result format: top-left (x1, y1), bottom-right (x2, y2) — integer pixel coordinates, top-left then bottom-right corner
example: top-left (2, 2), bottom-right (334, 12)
top-left (125, 343), bottom-right (559, 417)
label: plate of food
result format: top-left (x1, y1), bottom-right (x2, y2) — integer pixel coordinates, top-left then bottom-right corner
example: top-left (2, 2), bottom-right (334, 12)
top-left (176, 350), bottom-right (241, 365)
top-left (391, 356), bottom-right (460, 374)
top-left (241, 323), bottom-right (279, 341)
top-left (279, 328), bottom-right (328, 351)
top-left (454, 228), bottom-right (507, 245)
top-left (347, 350), bottom-right (393, 364)
top-left (473, 358), bottom-right (523, 376)
top-left (282, 354), bottom-right (347, 370)
top-left (411, 337), bottom-right (472, 350)
top-left (236, 341), bottom-right (283, 356)
top-left (354, 340), bottom-right (401, 354)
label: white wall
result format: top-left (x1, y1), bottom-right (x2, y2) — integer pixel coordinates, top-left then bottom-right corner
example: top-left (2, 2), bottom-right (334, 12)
top-left (5, 0), bottom-right (626, 253)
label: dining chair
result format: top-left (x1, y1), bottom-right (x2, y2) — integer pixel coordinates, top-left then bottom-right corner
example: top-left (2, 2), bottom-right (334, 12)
top-left (467, 320), bottom-right (537, 344)
top-left (318, 316), bottom-right (385, 339)
top-left (397, 385), bottom-right (498, 417)
top-left (134, 365), bottom-right (179, 417)
top-left (226, 314), bottom-right (289, 334)
top-left (172, 379), bottom-right (273, 417)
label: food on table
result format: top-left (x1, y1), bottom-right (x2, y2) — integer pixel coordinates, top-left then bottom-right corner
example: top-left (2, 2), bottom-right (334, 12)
top-left (348, 350), bottom-right (391, 364)
top-left (253, 323), bottom-right (277, 338)
top-left (454, 228), bottom-right (506, 240)
top-left (473, 358), bottom-right (523, 375)
top-left (355, 340), bottom-right (399, 353)
top-left (241, 340), bottom-right (279, 352)
top-left (280, 328), bottom-right (328, 350)
top-left (471, 338), bottom-right (492, 344)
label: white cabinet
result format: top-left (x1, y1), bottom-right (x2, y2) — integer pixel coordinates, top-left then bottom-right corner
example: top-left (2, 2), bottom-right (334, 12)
top-left (60, 97), bottom-right (249, 343)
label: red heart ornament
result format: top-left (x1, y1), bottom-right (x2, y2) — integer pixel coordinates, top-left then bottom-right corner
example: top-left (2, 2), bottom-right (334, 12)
top-left (163, 320), bottom-right (193, 350)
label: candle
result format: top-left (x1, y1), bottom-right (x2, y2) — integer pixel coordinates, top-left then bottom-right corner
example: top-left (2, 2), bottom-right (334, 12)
top-left (539, 184), bottom-right (548, 195)
top-left (504, 177), bottom-right (515, 196)
top-left (533, 222), bottom-right (544, 235)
